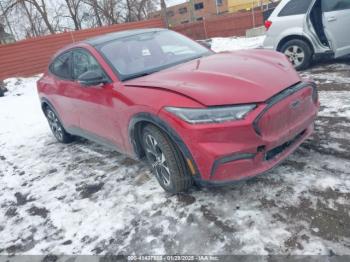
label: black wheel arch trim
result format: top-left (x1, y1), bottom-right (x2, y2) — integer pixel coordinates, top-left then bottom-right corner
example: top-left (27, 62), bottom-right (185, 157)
top-left (41, 98), bottom-right (57, 114)
top-left (210, 153), bottom-right (256, 178)
top-left (128, 112), bottom-right (199, 176)
top-left (277, 35), bottom-right (315, 54)
top-left (40, 98), bottom-right (67, 129)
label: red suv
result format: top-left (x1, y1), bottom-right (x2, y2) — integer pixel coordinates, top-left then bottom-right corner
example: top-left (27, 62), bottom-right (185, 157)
top-left (37, 29), bottom-right (319, 193)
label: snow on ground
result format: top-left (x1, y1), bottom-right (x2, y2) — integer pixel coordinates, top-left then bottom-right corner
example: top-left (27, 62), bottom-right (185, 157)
top-left (1, 38), bottom-right (350, 256)
top-left (211, 35), bottom-right (265, 52)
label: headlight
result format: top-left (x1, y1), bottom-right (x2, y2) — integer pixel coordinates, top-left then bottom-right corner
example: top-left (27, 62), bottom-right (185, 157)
top-left (165, 105), bottom-right (256, 124)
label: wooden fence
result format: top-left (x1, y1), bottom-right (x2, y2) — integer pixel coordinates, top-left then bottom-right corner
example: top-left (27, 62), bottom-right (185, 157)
top-left (173, 11), bottom-right (264, 40)
top-left (0, 18), bottom-right (164, 80)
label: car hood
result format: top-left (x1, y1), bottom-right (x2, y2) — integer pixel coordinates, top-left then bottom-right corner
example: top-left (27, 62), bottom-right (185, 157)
top-left (124, 50), bottom-right (301, 106)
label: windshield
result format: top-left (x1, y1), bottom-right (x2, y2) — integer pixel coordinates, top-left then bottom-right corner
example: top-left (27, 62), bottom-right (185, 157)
top-left (99, 30), bottom-right (213, 81)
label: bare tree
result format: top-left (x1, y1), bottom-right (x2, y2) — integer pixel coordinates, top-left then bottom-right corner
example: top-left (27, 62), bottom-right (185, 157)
top-left (21, 2), bottom-right (40, 36)
top-left (4, 0), bottom-right (55, 34)
top-left (1, 0), bottom-right (160, 39)
top-left (124, 0), bottom-right (158, 22)
top-left (64, 0), bottom-right (83, 30)
top-left (86, 0), bottom-right (103, 26)
top-left (26, 0), bottom-right (55, 33)
top-left (83, 0), bottom-right (123, 25)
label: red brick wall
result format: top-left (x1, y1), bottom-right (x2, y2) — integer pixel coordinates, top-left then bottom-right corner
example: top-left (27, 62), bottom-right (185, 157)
top-left (173, 11), bottom-right (263, 40)
top-left (0, 19), bottom-right (164, 80)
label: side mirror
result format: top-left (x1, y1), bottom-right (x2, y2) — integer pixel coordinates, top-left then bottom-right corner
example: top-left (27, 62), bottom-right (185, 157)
top-left (78, 71), bottom-right (108, 86)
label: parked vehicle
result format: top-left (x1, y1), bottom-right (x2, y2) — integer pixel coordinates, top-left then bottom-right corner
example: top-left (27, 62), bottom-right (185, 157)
top-left (37, 29), bottom-right (319, 193)
top-left (263, 0), bottom-right (350, 70)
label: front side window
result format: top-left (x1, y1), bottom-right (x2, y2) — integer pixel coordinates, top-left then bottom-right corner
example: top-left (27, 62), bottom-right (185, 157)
top-left (322, 0), bottom-right (350, 12)
top-left (50, 52), bottom-right (72, 79)
top-left (72, 49), bottom-right (105, 80)
top-left (278, 0), bottom-right (313, 16)
top-left (99, 30), bottom-right (212, 81)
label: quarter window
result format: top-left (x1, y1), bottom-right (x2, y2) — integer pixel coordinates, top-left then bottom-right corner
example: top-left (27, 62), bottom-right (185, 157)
top-left (50, 52), bottom-right (72, 79)
top-left (278, 0), bottom-right (313, 16)
top-left (72, 49), bottom-right (105, 80)
top-left (322, 0), bottom-right (350, 12)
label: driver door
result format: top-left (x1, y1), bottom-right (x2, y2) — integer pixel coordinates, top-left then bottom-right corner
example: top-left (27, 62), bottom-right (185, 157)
top-left (71, 48), bottom-right (120, 148)
top-left (322, 0), bottom-right (350, 57)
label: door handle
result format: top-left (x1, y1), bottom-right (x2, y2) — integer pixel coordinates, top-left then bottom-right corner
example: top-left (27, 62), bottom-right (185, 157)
top-left (327, 16), bottom-right (337, 22)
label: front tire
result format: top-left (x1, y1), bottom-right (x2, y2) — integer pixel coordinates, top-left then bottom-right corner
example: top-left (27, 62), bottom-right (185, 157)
top-left (142, 125), bottom-right (192, 193)
top-left (280, 39), bottom-right (312, 71)
top-left (44, 106), bottom-right (74, 143)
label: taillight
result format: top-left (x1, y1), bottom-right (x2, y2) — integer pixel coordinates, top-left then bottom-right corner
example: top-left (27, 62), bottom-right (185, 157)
top-left (265, 20), bottom-right (272, 30)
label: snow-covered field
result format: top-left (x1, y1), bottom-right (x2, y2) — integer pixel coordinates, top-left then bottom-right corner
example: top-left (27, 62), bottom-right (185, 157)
top-left (1, 37), bottom-right (350, 256)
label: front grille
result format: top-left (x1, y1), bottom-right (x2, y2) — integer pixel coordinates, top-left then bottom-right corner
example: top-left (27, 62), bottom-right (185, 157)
top-left (253, 82), bottom-right (316, 136)
top-left (265, 130), bottom-right (305, 161)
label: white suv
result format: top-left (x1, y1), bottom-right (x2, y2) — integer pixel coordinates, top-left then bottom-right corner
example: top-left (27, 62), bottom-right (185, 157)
top-left (263, 0), bottom-right (350, 70)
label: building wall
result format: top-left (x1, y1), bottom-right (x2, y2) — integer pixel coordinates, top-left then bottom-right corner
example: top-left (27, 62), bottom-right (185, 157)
top-left (173, 10), bottom-right (264, 40)
top-left (154, 0), bottom-right (229, 27)
top-left (228, 0), bottom-right (270, 12)
top-left (153, 0), bottom-right (272, 26)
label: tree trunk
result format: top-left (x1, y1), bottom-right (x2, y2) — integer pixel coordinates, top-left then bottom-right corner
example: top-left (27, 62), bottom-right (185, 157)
top-left (29, 0), bottom-right (55, 34)
top-left (64, 0), bottom-right (81, 30)
top-left (90, 0), bottom-right (103, 26)
top-left (22, 1), bottom-right (39, 37)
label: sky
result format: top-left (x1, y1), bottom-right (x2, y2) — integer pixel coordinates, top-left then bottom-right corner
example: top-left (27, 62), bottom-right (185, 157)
top-left (165, 0), bottom-right (187, 7)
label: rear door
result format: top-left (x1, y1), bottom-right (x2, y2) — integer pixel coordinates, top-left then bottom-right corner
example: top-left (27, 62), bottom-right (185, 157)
top-left (322, 0), bottom-right (350, 57)
top-left (49, 51), bottom-right (79, 128)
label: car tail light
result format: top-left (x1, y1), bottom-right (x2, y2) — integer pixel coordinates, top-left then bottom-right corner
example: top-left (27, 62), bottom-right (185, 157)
top-left (265, 20), bottom-right (272, 30)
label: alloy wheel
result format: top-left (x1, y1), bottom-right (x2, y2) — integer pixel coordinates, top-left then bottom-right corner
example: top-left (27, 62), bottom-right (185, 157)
top-left (284, 45), bottom-right (305, 67)
top-left (46, 109), bottom-right (64, 141)
top-left (144, 134), bottom-right (171, 187)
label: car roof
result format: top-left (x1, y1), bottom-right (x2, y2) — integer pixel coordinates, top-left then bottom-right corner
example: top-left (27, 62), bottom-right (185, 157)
top-left (84, 28), bottom-right (166, 47)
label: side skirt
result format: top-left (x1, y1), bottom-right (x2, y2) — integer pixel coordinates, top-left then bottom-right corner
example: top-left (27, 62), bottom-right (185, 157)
top-left (66, 126), bottom-right (122, 153)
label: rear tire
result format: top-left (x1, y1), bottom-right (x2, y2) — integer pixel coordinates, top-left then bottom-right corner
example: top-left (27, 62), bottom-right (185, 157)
top-left (44, 106), bottom-right (74, 144)
top-left (280, 39), bottom-right (312, 71)
top-left (142, 125), bottom-right (192, 193)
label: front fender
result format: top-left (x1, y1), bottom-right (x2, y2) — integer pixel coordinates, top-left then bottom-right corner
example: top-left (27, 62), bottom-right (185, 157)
top-left (128, 112), bottom-right (199, 176)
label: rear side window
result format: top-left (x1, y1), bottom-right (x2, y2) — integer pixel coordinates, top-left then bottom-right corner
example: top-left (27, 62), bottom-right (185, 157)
top-left (322, 0), bottom-right (350, 12)
top-left (278, 0), bottom-right (313, 16)
top-left (50, 52), bottom-right (72, 79)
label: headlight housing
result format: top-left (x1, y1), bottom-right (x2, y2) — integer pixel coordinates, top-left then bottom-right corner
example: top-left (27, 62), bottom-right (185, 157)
top-left (165, 104), bottom-right (256, 124)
